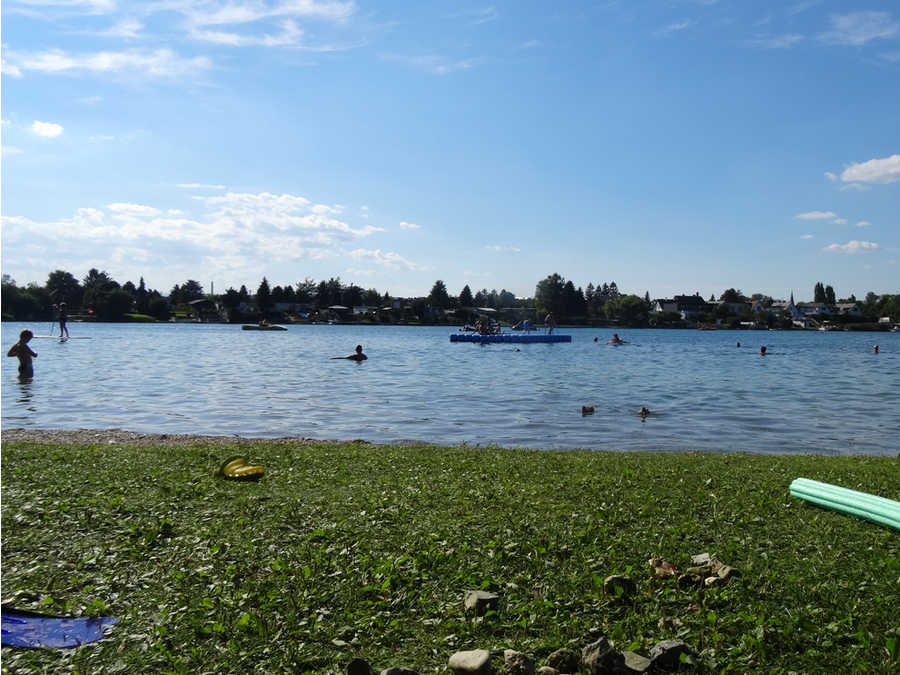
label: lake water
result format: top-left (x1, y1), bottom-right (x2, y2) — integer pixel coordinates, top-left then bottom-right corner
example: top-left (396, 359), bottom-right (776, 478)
top-left (2, 322), bottom-right (898, 455)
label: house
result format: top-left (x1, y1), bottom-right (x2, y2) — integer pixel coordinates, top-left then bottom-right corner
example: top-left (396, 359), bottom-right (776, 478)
top-left (771, 293), bottom-right (803, 320)
top-left (352, 305), bottom-right (378, 315)
top-left (650, 295), bottom-right (712, 320)
top-left (835, 303), bottom-right (861, 317)
top-left (797, 302), bottom-right (830, 316)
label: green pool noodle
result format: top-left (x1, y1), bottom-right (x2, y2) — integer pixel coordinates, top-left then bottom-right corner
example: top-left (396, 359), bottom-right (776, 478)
top-left (790, 478), bottom-right (900, 530)
top-left (791, 478), bottom-right (900, 514)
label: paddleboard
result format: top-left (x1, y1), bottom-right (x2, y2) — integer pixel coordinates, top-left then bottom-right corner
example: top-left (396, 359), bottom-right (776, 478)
top-left (1, 606), bottom-right (117, 648)
top-left (31, 336), bottom-right (92, 339)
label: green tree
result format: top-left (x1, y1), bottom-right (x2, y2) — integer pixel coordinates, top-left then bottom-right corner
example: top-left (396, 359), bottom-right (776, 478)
top-left (428, 280), bottom-right (450, 309)
top-left (256, 277), bottom-right (272, 313)
top-left (606, 294), bottom-right (649, 326)
top-left (82, 268), bottom-right (120, 316)
top-left (458, 285), bottom-right (474, 307)
top-left (295, 278), bottom-right (316, 303)
top-left (814, 282), bottom-right (826, 304)
top-left (46, 270), bottom-right (82, 308)
top-left (135, 277), bottom-right (149, 313)
top-left (104, 288), bottom-right (135, 320)
top-left (719, 288), bottom-right (744, 303)
top-left (534, 273), bottom-right (566, 316)
top-left (825, 285), bottom-right (836, 306)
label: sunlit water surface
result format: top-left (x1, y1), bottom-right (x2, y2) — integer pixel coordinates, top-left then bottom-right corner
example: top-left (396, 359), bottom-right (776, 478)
top-left (2, 323), bottom-right (898, 455)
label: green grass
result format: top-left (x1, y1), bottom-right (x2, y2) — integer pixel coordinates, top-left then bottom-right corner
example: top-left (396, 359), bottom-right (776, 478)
top-left (2, 441), bottom-right (898, 673)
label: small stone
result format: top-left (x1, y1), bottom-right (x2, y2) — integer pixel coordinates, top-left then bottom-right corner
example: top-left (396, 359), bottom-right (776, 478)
top-left (649, 639), bottom-right (695, 671)
top-left (503, 649), bottom-right (535, 675)
top-left (622, 651), bottom-right (652, 673)
top-left (603, 575), bottom-right (637, 600)
top-left (348, 658), bottom-right (373, 675)
top-left (380, 669), bottom-right (418, 675)
top-left (545, 648), bottom-right (579, 672)
top-left (582, 637), bottom-right (625, 674)
top-left (464, 590), bottom-right (500, 616)
top-left (449, 649), bottom-right (492, 674)
top-left (690, 552), bottom-right (711, 566)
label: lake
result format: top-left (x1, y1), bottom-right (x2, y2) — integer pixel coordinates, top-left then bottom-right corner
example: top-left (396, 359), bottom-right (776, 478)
top-left (2, 322), bottom-right (898, 455)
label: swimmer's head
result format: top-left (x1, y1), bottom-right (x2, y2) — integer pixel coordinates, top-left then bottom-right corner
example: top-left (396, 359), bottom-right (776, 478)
top-left (19, 329), bottom-right (33, 342)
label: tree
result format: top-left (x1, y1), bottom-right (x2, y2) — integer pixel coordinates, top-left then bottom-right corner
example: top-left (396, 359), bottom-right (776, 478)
top-left (825, 285), bottom-right (836, 306)
top-left (295, 278), bottom-right (316, 303)
top-left (104, 288), bottom-right (135, 320)
top-left (428, 280), bottom-right (450, 309)
top-left (82, 268), bottom-right (120, 315)
top-left (364, 288), bottom-right (381, 307)
top-left (814, 282), bottom-right (826, 304)
top-left (135, 277), bottom-right (149, 313)
top-left (719, 288), bottom-right (744, 303)
top-left (606, 294), bottom-right (649, 326)
top-left (222, 287), bottom-right (242, 310)
top-left (46, 270), bottom-right (82, 307)
top-left (181, 280), bottom-right (204, 301)
top-left (342, 284), bottom-right (363, 308)
top-left (534, 273), bottom-right (566, 316)
top-left (256, 277), bottom-right (272, 313)
top-left (458, 285), bottom-right (474, 307)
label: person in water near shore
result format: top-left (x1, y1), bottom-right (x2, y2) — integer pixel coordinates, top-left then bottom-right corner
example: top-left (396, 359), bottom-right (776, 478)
top-left (57, 302), bottom-right (69, 338)
top-left (608, 333), bottom-right (625, 344)
top-left (873, 344), bottom-right (879, 354)
top-left (8, 330), bottom-right (38, 376)
top-left (759, 346), bottom-right (767, 355)
top-left (332, 345), bottom-right (367, 361)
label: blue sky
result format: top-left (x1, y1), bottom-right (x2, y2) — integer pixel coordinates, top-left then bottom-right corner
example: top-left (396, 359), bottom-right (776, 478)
top-left (2, 0), bottom-right (898, 302)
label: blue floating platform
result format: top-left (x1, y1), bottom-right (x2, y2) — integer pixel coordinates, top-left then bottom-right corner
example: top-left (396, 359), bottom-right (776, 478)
top-left (450, 333), bottom-right (572, 343)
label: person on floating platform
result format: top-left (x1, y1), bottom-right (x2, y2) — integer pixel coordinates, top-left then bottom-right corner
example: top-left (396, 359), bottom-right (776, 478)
top-left (544, 313), bottom-right (556, 334)
top-left (608, 333), bottom-right (625, 344)
top-left (7, 330), bottom-right (37, 377)
top-left (332, 345), bottom-right (367, 361)
top-left (57, 302), bottom-right (69, 338)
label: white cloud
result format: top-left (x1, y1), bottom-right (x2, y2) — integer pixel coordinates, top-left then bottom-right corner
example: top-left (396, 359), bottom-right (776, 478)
top-left (31, 120), bottom-right (63, 137)
top-left (800, 234), bottom-right (814, 239)
top-left (177, 183), bottom-right (226, 190)
top-left (839, 154), bottom-right (900, 185)
top-left (787, 0), bottom-right (822, 16)
top-left (794, 210), bottom-right (836, 220)
top-left (840, 183), bottom-right (871, 192)
top-left (1, 57), bottom-right (23, 77)
top-left (748, 33), bottom-right (804, 49)
top-left (183, 0), bottom-right (356, 27)
top-left (831, 218), bottom-right (847, 225)
top-left (108, 202), bottom-right (161, 217)
top-left (823, 240), bottom-right (880, 254)
top-left (379, 52), bottom-right (479, 75)
top-left (349, 248), bottom-right (423, 270)
top-left (8, 48), bottom-right (212, 78)
top-left (656, 20), bottom-right (694, 37)
top-left (101, 19), bottom-right (143, 39)
top-left (819, 11), bottom-right (900, 46)
top-left (824, 171), bottom-right (837, 182)
top-left (856, 221), bottom-right (871, 227)
top-left (2, 146), bottom-right (24, 155)
top-left (485, 244), bottom-right (521, 253)
top-left (191, 20), bottom-right (303, 47)
top-left (398, 221), bottom-right (420, 230)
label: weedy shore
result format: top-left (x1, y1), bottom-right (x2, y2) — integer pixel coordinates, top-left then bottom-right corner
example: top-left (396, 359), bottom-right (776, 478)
top-left (1, 430), bottom-right (898, 673)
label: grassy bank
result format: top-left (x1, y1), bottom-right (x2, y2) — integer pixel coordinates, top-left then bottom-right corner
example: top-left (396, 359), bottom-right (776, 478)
top-left (2, 440), bottom-right (898, 673)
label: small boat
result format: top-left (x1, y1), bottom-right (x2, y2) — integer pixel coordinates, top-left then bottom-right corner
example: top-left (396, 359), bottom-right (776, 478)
top-left (241, 324), bottom-right (287, 331)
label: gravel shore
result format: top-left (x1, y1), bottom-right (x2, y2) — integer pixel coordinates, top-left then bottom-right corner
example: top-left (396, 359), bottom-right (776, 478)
top-left (0, 428), bottom-right (327, 446)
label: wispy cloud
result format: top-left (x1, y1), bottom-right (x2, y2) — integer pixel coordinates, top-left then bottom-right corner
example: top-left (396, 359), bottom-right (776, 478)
top-left (100, 19), bottom-right (143, 39)
top-left (823, 240), bottom-right (880, 254)
top-left (181, 0), bottom-right (356, 28)
top-left (485, 244), bottom-right (520, 253)
top-left (747, 33), bottom-right (804, 49)
top-left (819, 11), bottom-right (900, 46)
top-left (795, 210), bottom-right (836, 220)
top-left (2, 145), bottom-right (24, 155)
top-left (349, 248), bottom-right (423, 270)
top-left (655, 19), bottom-right (694, 37)
top-left (190, 20), bottom-right (303, 47)
top-left (839, 154), bottom-right (900, 185)
top-left (800, 234), bottom-right (814, 239)
top-left (831, 218), bottom-right (847, 225)
top-left (177, 183), bottom-right (226, 190)
top-left (787, 0), bottom-right (822, 16)
top-left (6, 48), bottom-right (212, 78)
top-left (380, 52), bottom-right (479, 75)
top-left (31, 120), bottom-right (63, 137)
top-left (856, 221), bottom-right (871, 228)
top-left (398, 221), bottom-right (421, 230)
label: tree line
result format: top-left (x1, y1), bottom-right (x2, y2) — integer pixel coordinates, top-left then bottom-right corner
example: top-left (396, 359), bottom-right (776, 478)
top-left (2, 268), bottom-right (897, 326)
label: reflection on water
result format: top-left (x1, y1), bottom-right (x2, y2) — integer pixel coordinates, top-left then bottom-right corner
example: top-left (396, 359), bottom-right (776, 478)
top-left (2, 323), bottom-right (898, 455)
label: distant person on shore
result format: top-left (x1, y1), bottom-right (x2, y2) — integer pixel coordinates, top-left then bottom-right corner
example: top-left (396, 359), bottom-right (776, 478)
top-left (759, 346), bottom-right (767, 355)
top-left (57, 302), bottom-right (69, 338)
top-left (873, 344), bottom-right (879, 354)
top-left (332, 345), bottom-right (367, 361)
top-left (544, 313), bottom-right (556, 334)
top-left (8, 330), bottom-right (37, 376)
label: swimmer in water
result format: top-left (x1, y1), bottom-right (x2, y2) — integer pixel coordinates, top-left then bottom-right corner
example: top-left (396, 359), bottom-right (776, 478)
top-left (7, 329), bottom-right (37, 376)
top-left (759, 346), bottom-right (767, 355)
top-left (608, 333), bottom-right (625, 344)
top-left (873, 344), bottom-right (879, 354)
top-left (332, 344), bottom-right (367, 361)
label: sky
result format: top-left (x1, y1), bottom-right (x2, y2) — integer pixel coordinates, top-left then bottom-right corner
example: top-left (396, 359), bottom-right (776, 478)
top-left (2, 0), bottom-right (899, 302)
